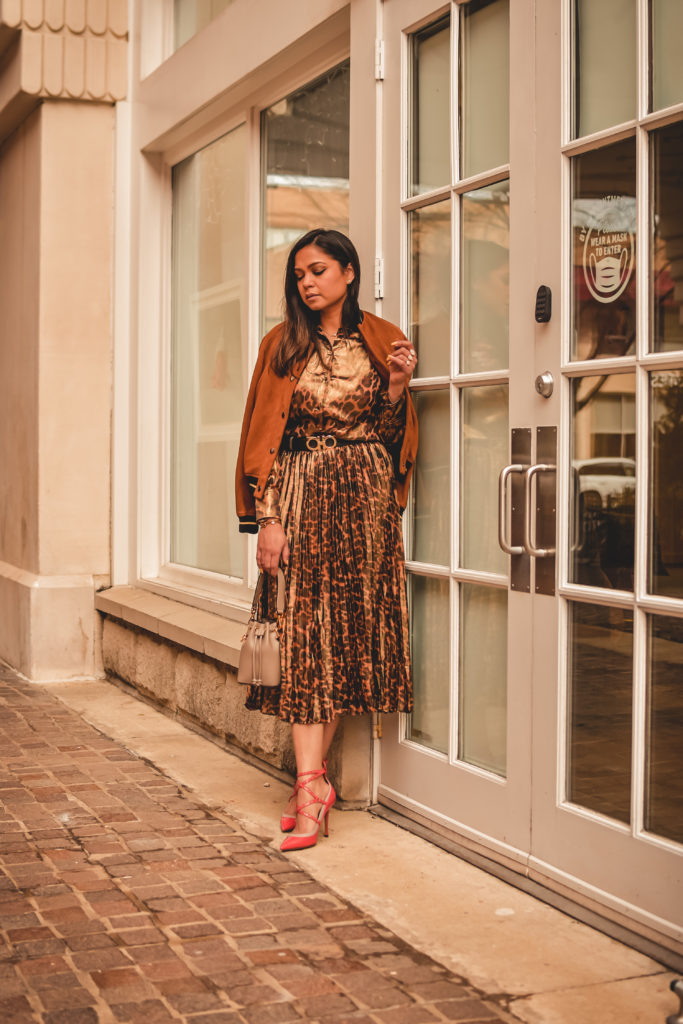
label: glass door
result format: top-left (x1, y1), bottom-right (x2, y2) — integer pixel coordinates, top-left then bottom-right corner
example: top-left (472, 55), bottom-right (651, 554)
top-left (528, 0), bottom-right (683, 948)
top-left (379, 0), bottom-right (683, 956)
top-left (379, 0), bottom-right (532, 860)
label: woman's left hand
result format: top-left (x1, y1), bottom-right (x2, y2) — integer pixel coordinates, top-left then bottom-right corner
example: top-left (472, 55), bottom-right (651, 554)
top-left (386, 339), bottom-right (417, 401)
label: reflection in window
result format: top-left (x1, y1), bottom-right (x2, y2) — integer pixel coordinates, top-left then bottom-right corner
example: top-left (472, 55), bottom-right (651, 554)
top-left (410, 391), bottom-right (450, 567)
top-left (646, 615), bottom-right (683, 845)
top-left (171, 125), bottom-right (246, 578)
top-left (652, 0), bottom-right (683, 112)
top-left (571, 140), bottom-right (636, 361)
top-left (650, 370), bottom-right (683, 598)
top-left (409, 200), bottom-right (451, 378)
top-left (570, 375), bottom-right (635, 591)
top-left (461, 180), bottom-right (509, 373)
top-left (461, 385), bottom-right (508, 575)
top-left (408, 574), bottom-right (450, 754)
top-left (572, 0), bottom-right (636, 138)
top-left (460, 0), bottom-right (509, 179)
top-left (262, 64), bottom-right (350, 333)
top-left (459, 583), bottom-right (507, 777)
top-left (567, 602), bottom-right (633, 824)
top-left (411, 16), bottom-right (450, 196)
top-left (174, 0), bottom-right (234, 50)
top-left (652, 122), bottom-right (683, 352)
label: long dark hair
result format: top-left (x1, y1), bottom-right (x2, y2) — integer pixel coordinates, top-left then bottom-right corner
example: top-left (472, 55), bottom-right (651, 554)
top-left (272, 228), bottom-right (362, 377)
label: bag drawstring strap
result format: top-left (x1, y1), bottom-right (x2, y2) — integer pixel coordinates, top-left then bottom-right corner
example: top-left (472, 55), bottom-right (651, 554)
top-left (247, 569), bottom-right (286, 624)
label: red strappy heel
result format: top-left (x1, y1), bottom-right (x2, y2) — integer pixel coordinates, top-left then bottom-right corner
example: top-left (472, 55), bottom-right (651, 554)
top-left (280, 788), bottom-right (297, 833)
top-left (280, 767), bottom-right (335, 852)
top-left (281, 759), bottom-right (328, 833)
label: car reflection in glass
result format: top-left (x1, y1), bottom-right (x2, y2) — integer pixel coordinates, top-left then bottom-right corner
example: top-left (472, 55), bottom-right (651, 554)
top-left (573, 457), bottom-right (635, 591)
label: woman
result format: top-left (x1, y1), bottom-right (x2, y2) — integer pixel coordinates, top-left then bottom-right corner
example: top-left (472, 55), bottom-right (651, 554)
top-left (235, 229), bottom-right (417, 852)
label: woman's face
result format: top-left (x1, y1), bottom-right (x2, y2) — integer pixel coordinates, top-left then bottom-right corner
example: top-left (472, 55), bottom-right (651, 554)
top-left (293, 244), bottom-right (354, 316)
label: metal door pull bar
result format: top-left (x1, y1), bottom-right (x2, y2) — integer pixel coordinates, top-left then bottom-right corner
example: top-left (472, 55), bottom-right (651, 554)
top-left (524, 463), bottom-right (556, 558)
top-left (498, 464), bottom-right (525, 556)
top-left (667, 978), bottom-right (683, 1024)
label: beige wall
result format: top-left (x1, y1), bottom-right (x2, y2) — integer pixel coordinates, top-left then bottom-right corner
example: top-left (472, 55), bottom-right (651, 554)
top-left (0, 100), bottom-right (114, 678)
top-left (0, 2), bottom-right (125, 679)
top-left (38, 100), bottom-right (113, 577)
top-left (0, 109), bottom-right (41, 574)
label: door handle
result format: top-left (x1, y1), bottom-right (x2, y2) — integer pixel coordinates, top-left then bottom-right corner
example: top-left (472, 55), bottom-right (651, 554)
top-left (523, 463), bottom-right (556, 558)
top-left (498, 464), bottom-right (525, 555)
top-left (570, 466), bottom-right (582, 553)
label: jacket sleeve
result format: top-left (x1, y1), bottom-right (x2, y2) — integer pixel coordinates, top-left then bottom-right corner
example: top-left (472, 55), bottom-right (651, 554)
top-left (357, 311), bottom-right (418, 508)
top-left (235, 334), bottom-right (274, 533)
top-left (395, 389), bottom-right (418, 508)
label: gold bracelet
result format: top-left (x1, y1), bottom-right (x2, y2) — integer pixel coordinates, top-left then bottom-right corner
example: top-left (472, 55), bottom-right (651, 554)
top-left (257, 517), bottom-right (281, 530)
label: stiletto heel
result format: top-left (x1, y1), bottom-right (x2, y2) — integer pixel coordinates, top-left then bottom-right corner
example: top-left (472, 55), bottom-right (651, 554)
top-left (280, 783), bottom-right (297, 833)
top-left (280, 767), bottom-right (335, 852)
top-left (280, 759), bottom-right (327, 833)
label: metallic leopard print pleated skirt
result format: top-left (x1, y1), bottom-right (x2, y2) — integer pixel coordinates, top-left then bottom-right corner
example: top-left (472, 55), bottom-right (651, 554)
top-left (246, 442), bottom-right (413, 724)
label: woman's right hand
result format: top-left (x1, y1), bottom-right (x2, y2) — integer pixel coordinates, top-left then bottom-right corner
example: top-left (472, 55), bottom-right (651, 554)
top-left (257, 522), bottom-right (290, 577)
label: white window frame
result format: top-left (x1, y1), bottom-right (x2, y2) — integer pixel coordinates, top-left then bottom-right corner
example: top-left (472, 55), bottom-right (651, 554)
top-left (555, 0), bottom-right (683, 857)
top-left (394, 2), bottom-right (511, 770)
top-left (116, 1), bottom-right (351, 616)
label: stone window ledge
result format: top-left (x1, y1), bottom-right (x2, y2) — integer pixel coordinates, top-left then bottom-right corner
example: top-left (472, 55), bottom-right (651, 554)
top-left (95, 586), bottom-right (243, 668)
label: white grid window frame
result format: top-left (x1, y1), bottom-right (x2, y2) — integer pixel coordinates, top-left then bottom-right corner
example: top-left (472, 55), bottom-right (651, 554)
top-left (396, 2), bottom-right (511, 778)
top-left (556, 0), bottom-right (683, 854)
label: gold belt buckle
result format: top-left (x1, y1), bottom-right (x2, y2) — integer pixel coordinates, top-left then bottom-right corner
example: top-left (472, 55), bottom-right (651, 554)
top-left (305, 435), bottom-right (337, 451)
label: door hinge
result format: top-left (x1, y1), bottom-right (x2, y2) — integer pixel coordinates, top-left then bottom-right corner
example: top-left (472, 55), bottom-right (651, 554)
top-left (374, 257), bottom-right (384, 300)
top-left (375, 38), bottom-right (385, 81)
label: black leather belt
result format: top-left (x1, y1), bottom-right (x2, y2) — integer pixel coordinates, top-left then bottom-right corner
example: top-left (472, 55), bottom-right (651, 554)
top-left (283, 434), bottom-right (369, 452)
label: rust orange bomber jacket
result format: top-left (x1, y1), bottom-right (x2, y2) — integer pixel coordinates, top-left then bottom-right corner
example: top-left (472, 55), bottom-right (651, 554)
top-left (235, 310), bottom-right (419, 533)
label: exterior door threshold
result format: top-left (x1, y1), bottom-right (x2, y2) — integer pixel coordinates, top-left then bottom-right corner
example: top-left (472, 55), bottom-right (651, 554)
top-left (369, 802), bottom-right (683, 974)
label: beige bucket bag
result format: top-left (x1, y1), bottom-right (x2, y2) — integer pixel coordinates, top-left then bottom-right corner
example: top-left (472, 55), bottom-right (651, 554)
top-left (237, 569), bottom-right (286, 687)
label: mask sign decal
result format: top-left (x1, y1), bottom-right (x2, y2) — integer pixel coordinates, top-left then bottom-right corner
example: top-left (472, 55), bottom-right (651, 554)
top-left (580, 194), bottom-right (635, 304)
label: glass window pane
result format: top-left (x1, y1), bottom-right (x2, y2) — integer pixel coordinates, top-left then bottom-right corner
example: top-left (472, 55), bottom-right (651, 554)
top-left (652, 122), bottom-right (683, 353)
top-left (571, 140), bottom-right (636, 361)
top-left (652, 0), bottom-right (683, 111)
top-left (567, 602), bottom-right (633, 824)
top-left (460, 385), bottom-right (508, 574)
top-left (570, 374), bottom-right (635, 590)
top-left (650, 370), bottom-right (683, 597)
top-left (411, 17), bottom-right (450, 196)
top-left (460, 0), bottom-right (509, 179)
top-left (174, 0), bottom-right (234, 50)
top-left (262, 63), bottom-right (350, 334)
top-left (459, 583), bottom-right (507, 777)
top-left (171, 125), bottom-right (246, 578)
top-left (409, 200), bottom-right (451, 378)
top-left (410, 391), bottom-right (450, 567)
top-left (408, 574), bottom-right (449, 754)
top-left (646, 615), bottom-right (683, 845)
top-left (460, 179), bottom-right (509, 373)
top-left (572, 0), bottom-right (636, 138)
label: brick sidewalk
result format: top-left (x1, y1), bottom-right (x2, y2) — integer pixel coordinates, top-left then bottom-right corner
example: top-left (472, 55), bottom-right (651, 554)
top-left (0, 669), bottom-right (512, 1024)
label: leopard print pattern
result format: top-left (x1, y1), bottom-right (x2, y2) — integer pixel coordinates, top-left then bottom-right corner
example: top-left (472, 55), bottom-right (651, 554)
top-left (255, 330), bottom-right (405, 521)
top-left (247, 330), bottom-right (413, 724)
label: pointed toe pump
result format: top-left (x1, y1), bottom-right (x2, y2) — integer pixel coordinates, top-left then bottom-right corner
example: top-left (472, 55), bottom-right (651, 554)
top-left (280, 759), bottom-right (328, 833)
top-left (280, 767), bottom-right (335, 852)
